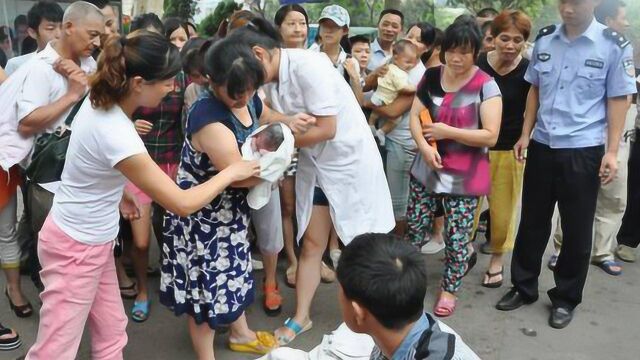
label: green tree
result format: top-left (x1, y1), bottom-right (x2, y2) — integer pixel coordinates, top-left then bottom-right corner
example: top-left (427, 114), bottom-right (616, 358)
top-left (198, 0), bottom-right (241, 37)
top-left (446, 0), bottom-right (551, 20)
top-left (163, 0), bottom-right (197, 19)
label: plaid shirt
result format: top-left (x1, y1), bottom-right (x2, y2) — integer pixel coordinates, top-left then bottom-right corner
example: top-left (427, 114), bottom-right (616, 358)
top-left (134, 72), bottom-right (186, 165)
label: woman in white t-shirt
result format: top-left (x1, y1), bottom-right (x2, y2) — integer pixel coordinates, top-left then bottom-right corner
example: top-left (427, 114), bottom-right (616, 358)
top-left (226, 19), bottom-right (395, 345)
top-left (26, 30), bottom-right (259, 360)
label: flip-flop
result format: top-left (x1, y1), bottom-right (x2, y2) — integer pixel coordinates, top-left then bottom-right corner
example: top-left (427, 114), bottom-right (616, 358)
top-left (464, 252), bottom-right (477, 277)
top-left (0, 324), bottom-right (21, 351)
top-left (548, 255), bottom-right (558, 271)
top-left (228, 331), bottom-right (278, 355)
top-left (592, 260), bottom-right (622, 276)
top-left (119, 282), bottom-right (137, 299)
top-left (131, 300), bottom-right (150, 323)
top-left (481, 267), bottom-right (503, 288)
top-left (433, 295), bottom-right (456, 318)
top-left (263, 281), bottom-right (283, 317)
top-left (275, 318), bottom-right (313, 346)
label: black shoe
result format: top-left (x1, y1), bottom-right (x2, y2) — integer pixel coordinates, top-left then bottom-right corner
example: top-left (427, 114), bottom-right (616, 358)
top-left (495, 287), bottom-right (537, 311)
top-left (549, 307), bottom-right (573, 329)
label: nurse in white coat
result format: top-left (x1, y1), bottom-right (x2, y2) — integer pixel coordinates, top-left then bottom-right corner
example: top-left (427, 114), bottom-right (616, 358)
top-left (225, 19), bottom-right (395, 345)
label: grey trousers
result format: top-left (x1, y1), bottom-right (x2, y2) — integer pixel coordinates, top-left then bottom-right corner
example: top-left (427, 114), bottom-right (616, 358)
top-left (251, 186), bottom-right (284, 255)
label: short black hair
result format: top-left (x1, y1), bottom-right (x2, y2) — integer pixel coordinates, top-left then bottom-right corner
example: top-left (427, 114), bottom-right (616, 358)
top-left (477, 7), bottom-right (499, 19)
top-left (14, 14), bottom-right (28, 29)
top-left (274, 4), bottom-right (308, 27)
top-left (27, 1), bottom-right (63, 32)
top-left (481, 20), bottom-right (493, 35)
top-left (205, 38), bottom-right (265, 100)
top-left (21, 36), bottom-right (37, 55)
top-left (337, 234), bottom-right (427, 330)
top-left (595, 0), bottom-right (626, 24)
top-left (181, 37), bottom-right (206, 75)
top-left (407, 22), bottom-right (438, 47)
top-left (84, 0), bottom-right (110, 10)
top-left (378, 9), bottom-right (404, 26)
top-left (441, 15), bottom-right (482, 62)
top-left (349, 34), bottom-right (370, 47)
top-left (130, 13), bottom-right (164, 34)
top-left (164, 17), bottom-right (190, 40)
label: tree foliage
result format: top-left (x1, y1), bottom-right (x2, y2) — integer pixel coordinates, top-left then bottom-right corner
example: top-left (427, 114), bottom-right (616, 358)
top-left (163, 0), bottom-right (197, 20)
top-left (198, 0), bottom-right (242, 37)
top-left (445, 0), bottom-right (551, 19)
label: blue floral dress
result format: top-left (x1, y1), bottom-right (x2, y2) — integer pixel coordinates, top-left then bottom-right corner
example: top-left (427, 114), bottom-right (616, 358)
top-left (160, 91), bottom-right (262, 329)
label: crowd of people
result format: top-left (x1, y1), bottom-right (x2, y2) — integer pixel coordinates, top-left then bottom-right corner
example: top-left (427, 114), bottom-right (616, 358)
top-left (0, 0), bottom-right (637, 359)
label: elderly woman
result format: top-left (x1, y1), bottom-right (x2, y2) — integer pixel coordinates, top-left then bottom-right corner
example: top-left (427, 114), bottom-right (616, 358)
top-left (476, 10), bottom-right (532, 288)
top-left (405, 16), bottom-right (502, 317)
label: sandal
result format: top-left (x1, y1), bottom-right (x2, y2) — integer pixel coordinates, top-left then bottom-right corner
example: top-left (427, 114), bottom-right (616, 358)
top-left (481, 267), bottom-right (504, 288)
top-left (5, 289), bottom-right (33, 318)
top-left (320, 262), bottom-right (336, 283)
top-left (433, 294), bottom-right (456, 318)
top-left (131, 300), bottom-right (150, 323)
top-left (285, 265), bottom-right (296, 288)
top-left (263, 281), bottom-right (283, 317)
top-left (275, 318), bottom-right (313, 346)
top-left (464, 252), bottom-right (477, 277)
top-left (0, 323), bottom-right (21, 351)
top-left (547, 255), bottom-right (558, 271)
top-left (229, 331), bottom-right (278, 355)
top-left (592, 260), bottom-right (622, 276)
top-left (119, 282), bottom-right (138, 300)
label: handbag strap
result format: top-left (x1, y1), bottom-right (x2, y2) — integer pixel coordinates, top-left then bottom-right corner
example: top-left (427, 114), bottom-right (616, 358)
top-left (64, 96), bottom-right (86, 126)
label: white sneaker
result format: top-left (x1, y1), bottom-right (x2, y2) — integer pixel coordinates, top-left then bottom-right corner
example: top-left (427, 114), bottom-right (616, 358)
top-left (330, 249), bottom-right (342, 269)
top-left (421, 241), bottom-right (445, 254)
top-left (251, 259), bottom-right (264, 271)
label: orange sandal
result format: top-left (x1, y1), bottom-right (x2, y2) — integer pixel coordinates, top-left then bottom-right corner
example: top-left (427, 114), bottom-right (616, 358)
top-left (263, 281), bottom-right (282, 317)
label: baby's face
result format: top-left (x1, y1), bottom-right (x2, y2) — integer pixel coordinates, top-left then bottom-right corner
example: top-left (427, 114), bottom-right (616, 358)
top-left (394, 50), bottom-right (418, 71)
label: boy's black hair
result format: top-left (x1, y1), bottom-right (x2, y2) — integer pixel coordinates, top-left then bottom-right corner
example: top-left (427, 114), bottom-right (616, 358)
top-left (205, 38), bottom-right (265, 100)
top-left (130, 13), bottom-right (164, 34)
top-left (349, 34), bottom-right (370, 47)
top-left (595, 0), bottom-right (626, 24)
top-left (393, 39), bottom-right (417, 57)
top-left (337, 233), bottom-right (427, 330)
top-left (441, 16), bottom-right (482, 63)
top-left (14, 14), bottom-right (28, 30)
top-left (477, 7), bottom-right (499, 19)
top-left (378, 9), bottom-right (404, 26)
top-left (181, 37), bottom-right (207, 75)
top-left (21, 36), bottom-right (38, 55)
top-left (27, 1), bottom-right (63, 32)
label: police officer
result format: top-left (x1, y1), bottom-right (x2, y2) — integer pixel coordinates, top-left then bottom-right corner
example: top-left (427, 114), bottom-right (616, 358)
top-left (551, 0), bottom-right (632, 276)
top-left (495, 0), bottom-right (636, 329)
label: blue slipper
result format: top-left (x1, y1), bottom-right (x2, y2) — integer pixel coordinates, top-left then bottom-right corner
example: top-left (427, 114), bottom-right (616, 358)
top-left (131, 300), bottom-right (150, 323)
top-left (593, 260), bottom-right (622, 276)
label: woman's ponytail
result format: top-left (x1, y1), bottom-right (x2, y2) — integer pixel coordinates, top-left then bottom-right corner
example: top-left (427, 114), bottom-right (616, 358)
top-left (90, 34), bottom-right (129, 109)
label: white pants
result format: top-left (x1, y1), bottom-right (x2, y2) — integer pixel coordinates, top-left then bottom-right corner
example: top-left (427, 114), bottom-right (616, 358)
top-left (251, 187), bottom-right (284, 255)
top-left (0, 193), bottom-right (21, 268)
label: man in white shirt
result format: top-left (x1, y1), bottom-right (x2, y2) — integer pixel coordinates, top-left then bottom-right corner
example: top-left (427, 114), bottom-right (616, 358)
top-left (5, 1), bottom-right (64, 76)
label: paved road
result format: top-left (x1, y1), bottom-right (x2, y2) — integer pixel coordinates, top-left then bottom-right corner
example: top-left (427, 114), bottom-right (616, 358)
top-left (2, 108), bottom-right (638, 360)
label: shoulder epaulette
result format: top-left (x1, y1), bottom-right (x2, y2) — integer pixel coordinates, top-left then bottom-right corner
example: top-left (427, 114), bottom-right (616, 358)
top-left (535, 25), bottom-right (556, 41)
top-left (603, 28), bottom-right (630, 48)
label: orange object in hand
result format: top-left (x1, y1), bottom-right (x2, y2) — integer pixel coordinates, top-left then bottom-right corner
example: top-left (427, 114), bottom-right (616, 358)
top-left (420, 109), bottom-right (437, 150)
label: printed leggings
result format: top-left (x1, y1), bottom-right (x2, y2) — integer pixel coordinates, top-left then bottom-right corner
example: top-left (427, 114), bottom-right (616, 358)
top-left (406, 177), bottom-right (479, 293)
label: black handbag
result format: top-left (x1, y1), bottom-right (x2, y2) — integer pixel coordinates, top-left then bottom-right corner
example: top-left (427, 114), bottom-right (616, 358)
top-left (25, 97), bottom-right (85, 184)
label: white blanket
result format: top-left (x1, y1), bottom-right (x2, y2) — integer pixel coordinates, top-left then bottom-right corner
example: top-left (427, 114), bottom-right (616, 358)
top-left (241, 123), bottom-right (294, 210)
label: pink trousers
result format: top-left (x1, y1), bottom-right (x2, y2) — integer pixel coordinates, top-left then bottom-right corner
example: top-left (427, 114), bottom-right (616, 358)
top-left (26, 216), bottom-right (128, 360)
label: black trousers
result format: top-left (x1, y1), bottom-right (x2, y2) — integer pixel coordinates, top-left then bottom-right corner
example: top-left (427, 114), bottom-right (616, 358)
top-left (511, 140), bottom-right (603, 310)
top-left (617, 130), bottom-right (640, 248)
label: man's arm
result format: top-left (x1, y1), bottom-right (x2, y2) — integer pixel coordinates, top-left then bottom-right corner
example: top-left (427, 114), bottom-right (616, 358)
top-left (605, 95), bottom-right (631, 155)
top-left (18, 94), bottom-right (81, 137)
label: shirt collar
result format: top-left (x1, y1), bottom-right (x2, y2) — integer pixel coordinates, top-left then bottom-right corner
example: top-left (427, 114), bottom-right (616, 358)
top-left (391, 313), bottom-right (430, 360)
top-left (372, 38), bottom-right (386, 55)
top-left (557, 17), bottom-right (600, 43)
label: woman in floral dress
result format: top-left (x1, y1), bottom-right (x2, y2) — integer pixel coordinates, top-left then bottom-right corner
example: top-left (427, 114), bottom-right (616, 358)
top-left (159, 41), bottom-right (282, 358)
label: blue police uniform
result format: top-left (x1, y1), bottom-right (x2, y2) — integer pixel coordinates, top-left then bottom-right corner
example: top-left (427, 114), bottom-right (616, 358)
top-left (510, 18), bottom-right (637, 312)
